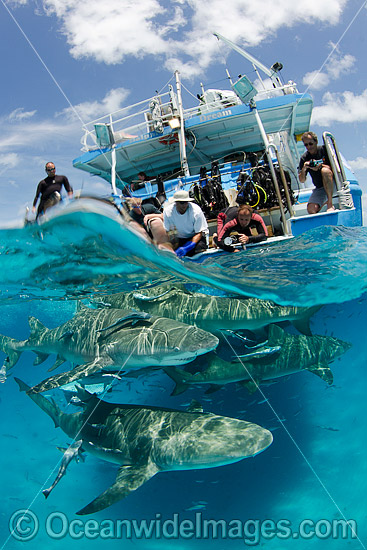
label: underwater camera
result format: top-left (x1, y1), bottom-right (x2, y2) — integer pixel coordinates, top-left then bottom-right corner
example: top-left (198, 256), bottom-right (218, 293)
top-left (309, 159), bottom-right (323, 168)
top-left (223, 235), bottom-right (240, 247)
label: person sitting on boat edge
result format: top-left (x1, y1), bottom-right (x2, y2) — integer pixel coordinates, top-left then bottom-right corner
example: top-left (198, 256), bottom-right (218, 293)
top-left (163, 190), bottom-right (208, 258)
top-left (298, 132), bottom-right (336, 214)
top-left (32, 162), bottom-right (73, 219)
top-left (126, 198), bottom-right (174, 252)
top-left (213, 204), bottom-right (268, 253)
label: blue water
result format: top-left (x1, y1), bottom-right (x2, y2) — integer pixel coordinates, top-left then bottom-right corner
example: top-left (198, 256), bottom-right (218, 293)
top-left (0, 209), bottom-right (366, 549)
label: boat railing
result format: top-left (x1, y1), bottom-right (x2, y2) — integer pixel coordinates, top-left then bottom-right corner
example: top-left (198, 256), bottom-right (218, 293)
top-left (80, 90), bottom-right (244, 151)
top-left (80, 81), bottom-right (301, 152)
top-left (323, 131), bottom-right (354, 210)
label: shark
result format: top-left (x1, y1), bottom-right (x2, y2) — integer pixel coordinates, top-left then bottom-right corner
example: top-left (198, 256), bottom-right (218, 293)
top-left (0, 305), bottom-right (218, 393)
top-left (160, 325), bottom-right (351, 394)
top-left (91, 285), bottom-right (319, 335)
top-left (15, 378), bottom-right (273, 515)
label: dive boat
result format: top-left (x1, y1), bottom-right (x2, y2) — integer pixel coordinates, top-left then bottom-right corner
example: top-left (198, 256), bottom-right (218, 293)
top-left (72, 33), bottom-right (363, 244)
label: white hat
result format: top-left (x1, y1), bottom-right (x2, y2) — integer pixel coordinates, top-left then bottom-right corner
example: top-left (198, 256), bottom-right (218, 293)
top-left (173, 190), bottom-right (194, 202)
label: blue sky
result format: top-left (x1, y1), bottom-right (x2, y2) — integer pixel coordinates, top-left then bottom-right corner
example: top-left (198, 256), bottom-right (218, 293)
top-left (0, 0), bottom-right (366, 225)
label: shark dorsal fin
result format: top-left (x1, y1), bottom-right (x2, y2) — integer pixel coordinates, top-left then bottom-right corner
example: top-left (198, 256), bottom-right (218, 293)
top-left (75, 384), bottom-right (95, 403)
top-left (187, 399), bottom-right (203, 413)
top-left (28, 316), bottom-right (47, 339)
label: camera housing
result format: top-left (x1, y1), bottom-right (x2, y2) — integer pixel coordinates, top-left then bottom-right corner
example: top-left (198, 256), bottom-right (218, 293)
top-left (309, 159), bottom-right (323, 168)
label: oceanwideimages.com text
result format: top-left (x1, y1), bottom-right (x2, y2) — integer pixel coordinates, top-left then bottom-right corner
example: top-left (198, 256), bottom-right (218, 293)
top-left (9, 510), bottom-right (358, 545)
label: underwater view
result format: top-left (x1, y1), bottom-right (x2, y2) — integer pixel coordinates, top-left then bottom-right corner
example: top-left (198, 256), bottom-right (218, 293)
top-left (0, 211), bottom-right (366, 550)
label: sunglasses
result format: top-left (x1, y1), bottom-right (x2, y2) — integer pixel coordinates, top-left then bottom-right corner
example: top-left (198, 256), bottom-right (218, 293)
top-left (46, 167), bottom-right (55, 172)
top-left (304, 142), bottom-right (314, 146)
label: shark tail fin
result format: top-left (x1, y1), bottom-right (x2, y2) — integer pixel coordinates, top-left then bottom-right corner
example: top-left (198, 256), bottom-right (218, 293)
top-left (292, 306), bottom-right (321, 336)
top-left (28, 317), bottom-right (48, 340)
top-left (0, 334), bottom-right (23, 369)
top-left (14, 377), bottom-right (61, 429)
top-left (162, 367), bottom-right (191, 396)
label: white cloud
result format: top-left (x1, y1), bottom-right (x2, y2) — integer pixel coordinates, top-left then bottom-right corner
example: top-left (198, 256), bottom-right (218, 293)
top-left (0, 153), bottom-right (19, 168)
top-left (34, 0), bottom-right (347, 77)
top-left (302, 46), bottom-right (356, 91)
top-left (8, 108), bottom-right (37, 121)
top-left (349, 157), bottom-right (367, 171)
top-left (302, 71), bottom-right (330, 91)
top-left (312, 90), bottom-right (367, 125)
top-left (60, 88), bottom-right (130, 122)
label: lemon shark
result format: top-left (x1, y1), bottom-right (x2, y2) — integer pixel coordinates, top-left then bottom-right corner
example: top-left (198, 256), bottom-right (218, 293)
top-left (160, 325), bottom-right (351, 394)
top-left (92, 285), bottom-right (318, 335)
top-left (0, 305), bottom-right (218, 393)
top-left (15, 378), bottom-right (273, 515)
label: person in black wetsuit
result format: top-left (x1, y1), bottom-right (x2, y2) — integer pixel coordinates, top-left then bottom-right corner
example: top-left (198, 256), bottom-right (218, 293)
top-left (298, 132), bottom-right (335, 214)
top-left (214, 204), bottom-right (268, 253)
top-left (32, 162), bottom-right (73, 218)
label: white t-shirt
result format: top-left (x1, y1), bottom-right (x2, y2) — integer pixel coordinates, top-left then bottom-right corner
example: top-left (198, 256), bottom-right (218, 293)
top-left (163, 202), bottom-right (208, 239)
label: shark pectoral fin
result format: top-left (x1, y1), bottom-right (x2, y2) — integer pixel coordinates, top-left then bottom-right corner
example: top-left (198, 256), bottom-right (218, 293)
top-left (162, 367), bottom-right (191, 396)
top-left (28, 357), bottom-right (113, 394)
top-left (76, 461), bottom-right (159, 515)
top-left (239, 380), bottom-right (260, 394)
top-left (48, 355), bottom-right (66, 372)
top-left (307, 364), bottom-right (334, 385)
top-left (33, 353), bottom-right (50, 366)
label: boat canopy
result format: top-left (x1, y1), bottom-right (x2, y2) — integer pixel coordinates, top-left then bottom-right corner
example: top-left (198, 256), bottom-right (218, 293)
top-left (73, 85), bottom-right (312, 189)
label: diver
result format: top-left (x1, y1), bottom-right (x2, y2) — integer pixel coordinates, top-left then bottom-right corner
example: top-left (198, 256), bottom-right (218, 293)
top-left (32, 162), bottom-right (73, 219)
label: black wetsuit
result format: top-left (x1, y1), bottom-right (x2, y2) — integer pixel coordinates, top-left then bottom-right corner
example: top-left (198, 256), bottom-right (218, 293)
top-left (129, 203), bottom-right (161, 238)
top-left (215, 206), bottom-right (268, 252)
top-left (33, 175), bottom-right (73, 217)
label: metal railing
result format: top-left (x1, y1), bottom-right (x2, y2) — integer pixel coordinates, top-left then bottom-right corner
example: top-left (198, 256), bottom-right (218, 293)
top-left (323, 131), bottom-right (354, 210)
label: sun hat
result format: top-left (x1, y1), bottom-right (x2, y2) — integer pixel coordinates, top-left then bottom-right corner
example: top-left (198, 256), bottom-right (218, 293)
top-left (173, 190), bottom-right (194, 202)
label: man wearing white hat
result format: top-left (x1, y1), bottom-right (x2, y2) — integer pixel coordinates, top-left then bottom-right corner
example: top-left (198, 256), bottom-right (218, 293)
top-left (163, 190), bottom-right (208, 257)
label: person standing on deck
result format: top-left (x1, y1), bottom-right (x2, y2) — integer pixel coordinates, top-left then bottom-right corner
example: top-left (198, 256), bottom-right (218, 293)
top-left (163, 190), bottom-right (208, 257)
top-left (32, 162), bottom-right (73, 219)
top-left (298, 132), bottom-right (335, 214)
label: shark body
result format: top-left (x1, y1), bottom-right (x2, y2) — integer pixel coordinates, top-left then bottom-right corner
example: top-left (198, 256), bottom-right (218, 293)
top-left (162, 325), bottom-right (351, 394)
top-left (92, 285), bottom-right (319, 334)
top-left (0, 305), bottom-right (218, 393)
top-left (15, 378), bottom-right (272, 515)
